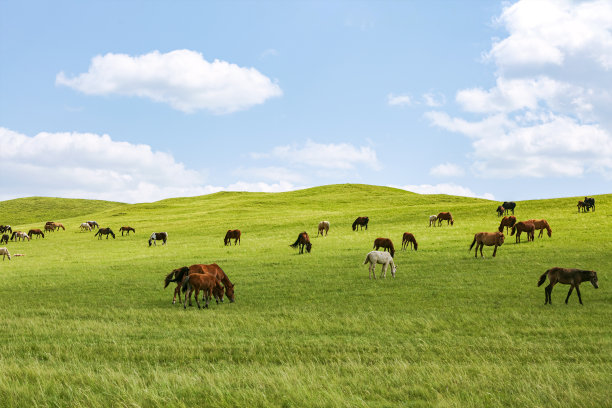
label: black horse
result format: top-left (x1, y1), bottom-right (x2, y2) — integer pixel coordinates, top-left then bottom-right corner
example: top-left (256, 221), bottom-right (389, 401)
top-left (502, 201), bottom-right (516, 215)
top-left (95, 228), bottom-right (116, 239)
top-left (352, 217), bottom-right (369, 231)
top-left (584, 197), bottom-right (595, 211)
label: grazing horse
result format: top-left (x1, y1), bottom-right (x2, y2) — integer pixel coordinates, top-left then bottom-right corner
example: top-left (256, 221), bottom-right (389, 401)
top-left (502, 201), bottom-right (516, 215)
top-left (428, 215), bottom-right (437, 227)
top-left (188, 263), bottom-right (235, 303)
top-left (538, 268), bottom-right (599, 305)
top-left (181, 273), bottom-right (223, 309)
top-left (401, 232), bottom-right (418, 251)
top-left (79, 223), bottom-right (91, 232)
top-left (373, 237), bottom-right (395, 258)
top-left (352, 217), bottom-right (369, 231)
top-left (317, 221), bottom-right (330, 237)
top-left (363, 251), bottom-right (396, 279)
top-left (290, 232), bottom-right (312, 254)
top-left (164, 265), bottom-right (226, 305)
top-left (149, 232), bottom-right (168, 246)
top-left (577, 200), bottom-right (589, 212)
top-left (224, 229), bottom-right (241, 246)
top-left (119, 226), bottom-right (135, 236)
top-left (498, 216), bottom-right (516, 234)
top-left (437, 212), bottom-right (454, 226)
top-left (584, 197), bottom-right (595, 211)
top-left (469, 231), bottom-right (504, 258)
top-left (526, 219), bottom-right (552, 238)
top-left (86, 221), bottom-right (99, 230)
top-left (95, 228), bottom-right (115, 239)
top-left (496, 206), bottom-right (505, 217)
top-left (0, 247), bottom-right (10, 260)
top-left (0, 225), bottom-right (12, 234)
top-left (511, 221), bottom-right (535, 243)
top-left (47, 222), bottom-right (65, 231)
top-left (0, 234), bottom-right (8, 244)
top-left (44, 224), bottom-right (55, 233)
top-left (13, 232), bottom-right (29, 241)
top-left (28, 229), bottom-right (44, 239)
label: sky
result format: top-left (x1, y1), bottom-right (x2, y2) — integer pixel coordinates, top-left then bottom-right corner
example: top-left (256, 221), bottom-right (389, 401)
top-left (1, 0), bottom-right (611, 203)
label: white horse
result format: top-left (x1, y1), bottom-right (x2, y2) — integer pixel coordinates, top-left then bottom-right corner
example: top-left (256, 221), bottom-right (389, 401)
top-left (317, 221), bottom-right (330, 237)
top-left (80, 223), bottom-right (91, 232)
top-left (429, 215), bottom-right (437, 227)
top-left (0, 247), bottom-right (11, 260)
top-left (363, 251), bottom-right (396, 279)
top-left (15, 232), bottom-right (29, 241)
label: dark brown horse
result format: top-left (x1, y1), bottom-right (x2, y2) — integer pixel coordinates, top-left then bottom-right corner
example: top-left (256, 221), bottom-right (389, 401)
top-left (373, 237), bottom-right (395, 258)
top-left (469, 231), bottom-right (504, 258)
top-left (498, 216), bottom-right (516, 234)
top-left (224, 229), bottom-right (241, 246)
top-left (317, 221), bottom-right (330, 237)
top-left (352, 217), bottom-right (369, 231)
top-left (401, 232), bottom-right (418, 251)
top-left (538, 267), bottom-right (599, 305)
top-left (28, 229), bottom-right (44, 239)
top-left (290, 232), bottom-right (312, 254)
top-left (496, 206), bottom-right (505, 216)
top-left (526, 219), bottom-right (552, 238)
top-left (0, 234), bottom-right (8, 244)
top-left (577, 200), bottom-right (588, 212)
top-left (181, 273), bottom-right (223, 309)
top-left (95, 228), bottom-right (115, 239)
top-left (44, 224), bottom-right (55, 233)
top-left (437, 212), bottom-right (454, 226)
top-left (119, 226), bottom-right (135, 236)
top-left (511, 221), bottom-right (534, 243)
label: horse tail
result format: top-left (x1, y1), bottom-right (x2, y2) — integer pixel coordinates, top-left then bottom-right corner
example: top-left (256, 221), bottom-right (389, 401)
top-left (469, 235), bottom-right (477, 251)
top-left (537, 271), bottom-right (549, 287)
top-left (363, 253), bottom-right (371, 265)
top-left (289, 234), bottom-right (300, 248)
top-left (181, 276), bottom-right (191, 294)
top-left (163, 271), bottom-right (175, 288)
top-left (511, 225), bottom-right (516, 236)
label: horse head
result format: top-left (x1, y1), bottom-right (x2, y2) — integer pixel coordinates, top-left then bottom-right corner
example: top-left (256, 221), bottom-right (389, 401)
top-left (226, 283), bottom-right (235, 303)
top-left (497, 233), bottom-right (505, 245)
top-left (590, 271), bottom-right (599, 289)
top-left (306, 242), bottom-right (312, 253)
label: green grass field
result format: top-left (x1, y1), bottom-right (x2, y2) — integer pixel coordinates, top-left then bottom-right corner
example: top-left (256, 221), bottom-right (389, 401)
top-left (0, 184), bottom-right (610, 407)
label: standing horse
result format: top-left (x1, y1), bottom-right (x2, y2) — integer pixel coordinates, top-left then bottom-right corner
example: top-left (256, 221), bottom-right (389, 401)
top-left (511, 221), bottom-right (534, 243)
top-left (28, 229), bottom-right (44, 239)
top-left (363, 251), bottom-right (396, 279)
top-left (14, 232), bottom-right (29, 241)
top-left (538, 268), bottom-right (599, 305)
top-left (502, 202), bottom-right (516, 215)
top-left (496, 206), bottom-right (505, 216)
top-left (373, 237), bottom-right (395, 258)
top-left (526, 219), bottom-right (552, 238)
top-left (119, 226), bottom-right (135, 236)
top-left (224, 229), bottom-right (241, 246)
top-left (290, 232), bottom-right (312, 254)
top-left (584, 197), bottom-right (595, 211)
top-left (0, 247), bottom-right (10, 260)
top-left (181, 273), bottom-right (223, 309)
top-left (79, 223), bottom-right (92, 232)
top-left (469, 232), bottom-right (504, 258)
top-left (317, 221), bottom-right (330, 237)
top-left (86, 221), bottom-right (99, 230)
top-left (0, 234), bottom-right (8, 244)
top-left (95, 228), bottom-right (115, 239)
top-left (352, 217), bottom-right (369, 231)
top-left (401, 232), bottom-right (418, 251)
top-left (149, 232), bottom-right (168, 246)
top-left (498, 216), bottom-right (516, 234)
top-left (437, 212), bottom-right (454, 226)
top-left (428, 215), bottom-right (437, 227)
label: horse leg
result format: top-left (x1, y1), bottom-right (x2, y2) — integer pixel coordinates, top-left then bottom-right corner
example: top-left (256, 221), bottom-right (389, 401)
top-left (183, 288), bottom-right (191, 309)
top-left (194, 288), bottom-right (201, 309)
top-left (205, 288), bottom-right (211, 308)
top-left (479, 243), bottom-right (484, 258)
top-left (575, 285), bottom-right (583, 305)
top-left (382, 263), bottom-right (387, 278)
top-left (545, 284), bottom-right (552, 304)
top-left (565, 285), bottom-right (574, 304)
top-left (173, 285), bottom-right (179, 304)
top-left (492, 244), bottom-right (498, 257)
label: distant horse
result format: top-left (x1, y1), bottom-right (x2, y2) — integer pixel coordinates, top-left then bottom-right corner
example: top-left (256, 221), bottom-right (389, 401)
top-left (577, 201), bottom-right (587, 212)
top-left (86, 221), bottom-right (99, 230)
top-left (373, 237), bottom-right (395, 258)
top-left (224, 229), bottom-right (241, 246)
top-left (44, 224), bottom-right (55, 233)
top-left (538, 267), bottom-right (599, 305)
top-left (363, 251), bottom-right (396, 279)
top-left (188, 263), bottom-right (235, 303)
top-left (47, 222), bottom-right (65, 231)
top-left (496, 206), bottom-right (505, 216)
top-left (317, 221), bottom-right (330, 237)
top-left (0, 225), bottom-right (11, 234)
top-left (401, 232), bottom-right (418, 251)
top-left (9, 231), bottom-right (20, 241)
top-left (14, 232), bottom-right (29, 241)
top-left (119, 226), bottom-right (135, 236)
top-left (28, 229), bottom-right (44, 239)
top-left (290, 232), bottom-right (312, 254)
top-left (526, 219), bottom-right (552, 238)
top-left (79, 223), bottom-right (91, 232)
top-left (428, 215), bottom-right (437, 227)
top-left (95, 228), bottom-right (115, 239)
top-left (352, 217), bottom-right (369, 231)
top-left (164, 265), bottom-right (227, 305)
top-left (0, 234), bottom-right (8, 244)
top-left (498, 216), bottom-right (516, 234)
top-left (469, 231), bottom-right (504, 258)
top-left (149, 232), bottom-right (167, 246)
top-left (511, 221), bottom-right (534, 243)
top-left (502, 202), bottom-right (516, 215)
top-left (437, 212), bottom-right (454, 226)
top-left (584, 197), bottom-right (595, 211)
top-left (181, 273), bottom-right (223, 309)
top-left (0, 247), bottom-right (10, 260)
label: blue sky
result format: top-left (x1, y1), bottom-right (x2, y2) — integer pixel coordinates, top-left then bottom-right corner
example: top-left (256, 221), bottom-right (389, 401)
top-left (1, 0), bottom-right (611, 203)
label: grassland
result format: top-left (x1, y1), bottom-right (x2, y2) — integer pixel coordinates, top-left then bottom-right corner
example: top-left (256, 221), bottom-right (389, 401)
top-left (0, 184), bottom-right (610, 407)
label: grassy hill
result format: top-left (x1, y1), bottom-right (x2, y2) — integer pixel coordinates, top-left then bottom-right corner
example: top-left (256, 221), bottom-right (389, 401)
top-left (0, 184), bottom-right (610, 407)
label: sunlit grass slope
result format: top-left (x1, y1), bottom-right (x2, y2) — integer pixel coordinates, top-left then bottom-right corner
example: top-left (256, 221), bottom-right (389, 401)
top-left (0, 184), bottom-right (610, 407)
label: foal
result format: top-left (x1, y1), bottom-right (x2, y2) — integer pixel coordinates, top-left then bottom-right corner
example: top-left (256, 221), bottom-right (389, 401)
top-left (401, 233), bottom-right (418, 251)
top-left (511, 221), bottom-right (534, 243)
top-left (538, 268), bottom-right (599, 305)
top-left (182, 273), bottom-right (223, 309)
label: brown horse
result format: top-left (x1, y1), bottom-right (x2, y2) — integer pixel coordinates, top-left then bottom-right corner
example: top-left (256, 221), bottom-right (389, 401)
top-left (224, 229), bottom-right (241, 246)
top-left (290, 232), bottom-right (312, 254)
top-left (511, 221), bottom-right (534, 243)
top-left (317, 221), bottom-right (330, 237)
top-left (437, 212), bottom-right (454, 226)
top-left (373, 237), bottom-right (395, 258)
top-left (48, 222), bottom-right (65, 231)
top-left (188, 263), bottom-right (235, 303)
top-left (577, 200), bottom-right (588, 212)
top-left (28, 229), bottom-right (44, 239)
top-left (352, 217), bottom-right (369, 231)
top-left (0, 234), bottom-right (8, 244)
top-left (469, 231), bottom-right (504, 258)
top-left (498, 216), bottom-right (516, 234)
top-left (538, 267), bottom-right (599, 305)
top-left (164, 265), bottom-right (227, 305)
top-left (181, 273), bottom-right (223, 309)
top-left (401, 233), bottom-right (418, 251)
top-left (526, 219), bottom-right (552, 238)
top-left (44, 224), bottom-right (55, 233)
top-left (496, 206), bottom-right (505, 216)
top-left (119, 226), bottom-right (135, 236)
top-left (95, 228), bottom-right (115, 239)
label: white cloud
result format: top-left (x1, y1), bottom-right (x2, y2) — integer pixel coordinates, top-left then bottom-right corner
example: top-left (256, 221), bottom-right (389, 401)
top-left (56, 49), bottom-right (282, 114)
top-left (429, 163), bottom-right (465, 177)
top-left (423, 92), bottom-right (446, 107)
top-left (387, 93), bottom-right (412, 106)
top-left (392, 183), bottom-right (495, 200)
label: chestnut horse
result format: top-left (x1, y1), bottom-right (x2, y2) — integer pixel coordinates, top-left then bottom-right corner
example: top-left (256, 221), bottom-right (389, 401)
top-left (95, 228), bottom-right (115, 239)
top-left (317, 221), bottom-right (330, 237)
top-left (511, 221), bottom-right (534, 243)
top-left (502, 201), bottom-right (516, 215)
top-left (224, 229), bottom-right (241, 246)
top-left (401, 232), bottom-right (418, 251)
top-left (290, 232), bottom-right (312, 254)
top-left (469, 231), bottom-right (504, 258)
top-left (496, 206), bottom-right (505, 217)
top-left (352, 217), bottom-right (369, 231)
top-left (120, 226), bottom-right (135, 236)
top-left (538, 267), bottom-right (599, 305)
top-left (189, 263), bottom-right (235, 303)
top-left (373, 237), bottom-right (395, 258)
top-left (181, 273), bottom-right (223, 309)
top-left (498, 216), bottom-right (516, 234)
top-left (437, 212), bottom-right (454, 226)
top-left (164, 264), bottom-right (228, 305)
top-left (526, 219), bottom-right (552, 238)
top-left (28, 229), bottom-right (44, 239)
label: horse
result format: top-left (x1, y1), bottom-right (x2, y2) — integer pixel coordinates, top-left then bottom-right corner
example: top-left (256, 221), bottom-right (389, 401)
top-left (496, 206), bottom-right (505, 217)
top-left (526, 219), bottom-right (552, 238)
top-left (149, 232), bottom-right (167, 246)
top-left (577, 201), bottom-right (588, 212)
top-left (428, 215), bottom-right (437, 227)
top-left (469, 231), bottom-right (504, 258)
top-left (86, 221), bottom-right (99, 230)
top-left (317, 221), bottom-right (330, 237)
top-left (188, 263), bottom-right (235, 303)
top-left (352, 217), bottom-right (369, 231)
top-left (28, 229), bottom-right (44, 239)
top-left (164, 265), bottom-right (227, 305)
top-left (181, 273), bottom-right (223, 309)
top-left (363, 251), bottom-right (396, 279)
top-left (584, 197), bottom-right (595, 211)
top-left (79, 223), bottom-right (91, 232)
top-left (0, 234), bottom-right (8, 244)
top-left (401, 232), bottom-right (418, 251)
top-left (0, 225), bottom-right (11, 234)
top-left (44, 224), bottom-right (55, 233)
top-left (290, 232), bottom-right (312, 254)
top-left (47, 222), bottom-right (65, 231)
top-left (502, 201), bottom-right (516, 215)
top-left (511, 221), bottom-right (534, 243)
top-left (119, 226), bottom-right (135, 236)
top-left (373, 237), bottom-right (395, 258)
top-left (437, 212), bottom-right (454, 226)
top-left (224, 229), bottom-right (241, 246)
top-left (13, 232), bottom-right (29, 241)
top-left (498, 216), bottom-right (516, 234)
top-left (538, 267), bottom-right (599, 305)
top-left (0, 247), bottom-right (10, 260)
top-left (95, 228), bottom-right (115, 239)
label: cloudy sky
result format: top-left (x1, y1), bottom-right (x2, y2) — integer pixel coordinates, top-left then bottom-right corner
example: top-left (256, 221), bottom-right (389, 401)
top-left (1, 0), bottom-right (611, 203)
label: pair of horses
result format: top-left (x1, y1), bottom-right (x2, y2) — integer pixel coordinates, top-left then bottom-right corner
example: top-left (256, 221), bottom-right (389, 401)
top-left (538, 267), bottom-right (598, 305)
top-left (290, 232), bottom-right (312, 254)
top-left (149, 232), bottom-right (168, 246)
top-left (469, 231), bottom-right (504, 258)
top-left (86, 221), bottom-right (99, 230)
top-left (45, 221), bottom-right (65, 231)
top-left (164, 263), bottom-right (235, 308)
top-left (511, 219), bottom-right (552, 243)
top-left (95, 228), bottom-right (115, 239)
top-left (224, 229), bottom-right (241, 246)
top-left (352, 217), bottom-right (369, 231)
top-left (10, 231), bottom-right (29, 241)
